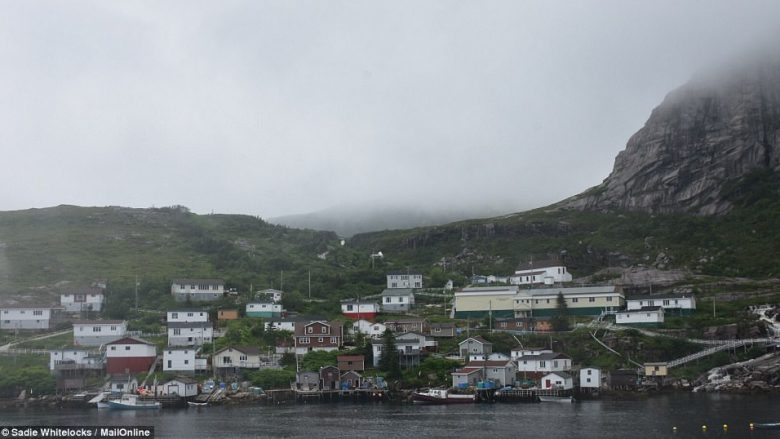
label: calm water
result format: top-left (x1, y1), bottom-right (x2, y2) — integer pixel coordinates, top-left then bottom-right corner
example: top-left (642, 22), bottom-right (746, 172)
top-left (1, 393), bottom-right (779, 438)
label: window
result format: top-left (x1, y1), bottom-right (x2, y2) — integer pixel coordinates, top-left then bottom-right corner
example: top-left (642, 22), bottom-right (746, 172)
top-left (167, 360), bottom-right (172, 368)
top-left (222, 357), bottom-right (232, 364)
top-left (307, 327), bottom-right (313, 334)
top-left (318, 337), bottom-right (324, 343)
top-left (546, 299), bottom-right (550, 304)
top-left (171, 313), bottom-right (178, 319)
top-left (321, 326), bottom-right (327, 333)
top-left (539, 361), bottom-right (546, 367)
top-left (346, 305), bottom-right (353, 311)
top-left (125, 346), bottom-right (131, 350)
top-left (607, 297), bottom-right (613, 302)
top-left (299, 337), bottom-right (310, 344)
top-left (173, 329), bottom-right (181, 335)
top-left (330, 337), bottom-right (338, 343)
top-left (572, 298), bottom-right (578, 303)
top-left (587, 370), bottom-right (592, 375)
top-left (184, 360), bottom-right (189, 365)
top-left (587, 378), bottom-right (592, 383)
top-left (33, 310), bottom-right (43, 316)
top-left (110, 326), bottom-right (116, 331)
top-left (187, 312), bottom-right (193, 317)
top-left (110, 346), bottom-right (116, 351)
top-left (663, 300), bottom-right (670, 306)
top-left (589, 297), bottom-right (595, 303)
top-left (92, 326), bottom-right (101, 332)
top-left (385, 297), bottom-right (391, 303)
top-left (240, 355), bottom-right (247, 361)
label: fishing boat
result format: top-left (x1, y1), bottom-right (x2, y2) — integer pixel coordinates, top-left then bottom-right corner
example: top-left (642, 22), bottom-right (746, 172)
top-left (411, 388), bottom-right (476, 404)
top-left (538, 395), bottom-right (575, 403)
top-left (106, 394), bottom-right (161, 410)
top-left (187, 401), bottom-right (209, 407)
top-left (88, 392), bottom-right (111, 409)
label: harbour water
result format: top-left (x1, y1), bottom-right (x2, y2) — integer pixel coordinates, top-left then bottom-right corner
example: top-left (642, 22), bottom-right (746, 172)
top-left (2, 393), bottom-right (779, 438)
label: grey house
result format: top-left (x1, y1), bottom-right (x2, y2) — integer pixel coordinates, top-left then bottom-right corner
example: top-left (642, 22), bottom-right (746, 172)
top-left (380, 289), bottom-right (415, 313)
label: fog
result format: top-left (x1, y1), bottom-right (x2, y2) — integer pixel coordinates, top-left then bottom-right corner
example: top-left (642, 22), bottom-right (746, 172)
top-left (1, 1), bottom-right (778, 219)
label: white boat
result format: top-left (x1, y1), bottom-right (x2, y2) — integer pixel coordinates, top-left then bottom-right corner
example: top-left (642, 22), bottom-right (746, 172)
top-left (538, 395), bottom-right (575, 403)
top-left (88, 392), bottom-right (111, 409)
top-left (106, 394), bottom-right (161, 410)
top-left (411, 388), bottom-right (476, 404)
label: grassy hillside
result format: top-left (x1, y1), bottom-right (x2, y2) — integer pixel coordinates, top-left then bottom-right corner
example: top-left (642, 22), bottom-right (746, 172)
top-left (349, 171), bottom-right (780, 283)
top-left (0, 205), bottom-right (360, 300)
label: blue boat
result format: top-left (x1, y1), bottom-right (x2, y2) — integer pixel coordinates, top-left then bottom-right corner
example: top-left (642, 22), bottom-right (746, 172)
top-left (106, 394), bottom-right (161, 410)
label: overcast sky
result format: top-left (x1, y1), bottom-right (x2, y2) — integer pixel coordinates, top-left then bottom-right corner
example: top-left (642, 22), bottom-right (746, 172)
top-left (1, 1), bottom-right (778, 218)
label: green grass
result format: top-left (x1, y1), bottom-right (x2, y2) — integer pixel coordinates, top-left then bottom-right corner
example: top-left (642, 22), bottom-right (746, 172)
top-left (14, 332), bottom-right (74, 349)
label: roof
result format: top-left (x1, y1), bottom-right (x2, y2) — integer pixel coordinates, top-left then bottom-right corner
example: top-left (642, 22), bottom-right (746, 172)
top-left (168, 308), bottom-right (209, 313)
top-left (543, 371), bottom-right (572, 379)
top-left (517, 258), bottom-right (565, 270)
top-left (247, 301), bottom-right (279, 306)
top-left (384, 317), bottom-right (426, 324)
top-left (73, 320), bottom-right (126, 325)
top-left (619, 306), bottom-right (663, 313)
top-left (626, 293), bottom-right (695, 301)
top-left (258, 289), bottom-right (284, 293)
top-left (511, 346), bottom-right (550, 351)
top-left (61, 287), bottom-right (104, 295)
top-left (164, 346), bottom-right (200, 351)
top-left (107, 337), bottom-right (153, 346)
top-left (0, 304), bottom-right (59, 309)
top-left (171, 279), bottom-right (224, 285)
top-left (466, 360), bottom-right (513, 367)
top-left (337, 355), bottom-right (365, 361)
top-left (162, 376), bottom-right (199, 385)
top-left (167, 321), bottom-right (212, 328)
top-left (459, 336), bottom-right (492, 345)
top-left (430, 322), bottom-right (455, 329)
top-left (386, 271), bottom-right (423, 276)
top-left (109, 374), bottom-right (137, 383)
top-left (516, 352), bottom-right (571, 361)
top-left (340, 299), bottom-right (379, 305)
top-left (524, 285), bottom-right (617, 297)
top-left (452, 367), bottom-right (483, 375)
top-left (381, 288), bottom-right (415, 296)
top-left (458, 286), bottom-right (520, 294)
top-left (215, 346), bottom-right (260, 356)
top-left (513, 270), bottom-right (548, 276)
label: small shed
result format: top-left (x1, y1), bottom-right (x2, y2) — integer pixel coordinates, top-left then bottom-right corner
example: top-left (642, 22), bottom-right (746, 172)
top-left (340, 370), bottom-right (363, 389)
top-left (158, 377), bottom-right (199, 397)
top-left (320, 365), bottom-right (341, 390)
top-left (579, 367), bottom-right (602, 389)
top-left (542, 372), bottom-right (573, 390)
top-left (296, 371), bottom-right (321, 391)
top-left (218, 309), bottom-right (239, 321)
top-left (109, 375), bottom-right (138, 393)
top-left (644, 362), bottom-right (669, 377)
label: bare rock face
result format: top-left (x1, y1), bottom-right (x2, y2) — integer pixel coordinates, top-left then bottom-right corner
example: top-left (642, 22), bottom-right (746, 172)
top-left (567, 55), bottom-right (780, 214)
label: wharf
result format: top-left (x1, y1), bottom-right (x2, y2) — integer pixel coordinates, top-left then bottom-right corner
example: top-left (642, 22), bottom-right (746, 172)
top-left (493, 388), bottom-right (572, 403)
top-left (288, 388), bottom-right (387, 403)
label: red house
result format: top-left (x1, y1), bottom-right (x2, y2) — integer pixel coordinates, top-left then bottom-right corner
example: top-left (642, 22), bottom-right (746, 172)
top-left (105, 337), bottom-right (157, 374)
top-left (340, 300), bottom-right (379, 320)
top-left (294, 321), bottom-right (343, 355)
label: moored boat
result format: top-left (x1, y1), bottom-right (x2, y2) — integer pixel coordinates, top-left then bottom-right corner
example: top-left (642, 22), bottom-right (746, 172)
top-left (411, 388), bottom-right (476, 404)
top-left (106, 394), bottom-right (161, 410)
top-left (752, 422), bottom-right (780, 430)
top-left (538, 395), bottom-right (575, 403)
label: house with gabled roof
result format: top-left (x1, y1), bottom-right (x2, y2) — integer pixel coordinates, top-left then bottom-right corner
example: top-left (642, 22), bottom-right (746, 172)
top-left (171, 279), bottom-right (224, 302)
top-left (213, 346), bottom-right (262, 370)
top-left (105, 337), bottom-right (157, 374)
top-left (386, 271), bottom-right (423, 289)
top-left (458, 336), bottom-right (493, 358)
top-left (1, 304), bottom-right (58, 330)
top-left (380, 288), bottom-right (415, 312)
top-left (73, 320), bottom-right (127, 346)
top-left (60, 287), bottom-right (104, 313)
top-left (294, 321), bottom-right (343, 355)
top-left (167, 321), bottom-right (213, 346)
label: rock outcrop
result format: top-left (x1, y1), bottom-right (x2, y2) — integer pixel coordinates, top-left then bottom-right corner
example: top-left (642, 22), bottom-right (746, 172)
top-left (566, 53), bottom-right (780, 215)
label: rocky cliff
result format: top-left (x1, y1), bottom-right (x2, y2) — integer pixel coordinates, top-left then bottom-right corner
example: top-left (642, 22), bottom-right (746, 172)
top-left (566, 54), bottom-right (780, 214)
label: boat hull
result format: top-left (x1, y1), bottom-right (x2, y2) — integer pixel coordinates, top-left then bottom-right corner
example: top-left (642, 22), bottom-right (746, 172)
top-left (538, 395), bottom-right (574, 403)
top-left (107, 399), bottom-right (161, 410)
top-left (411, 392), bottom-right (475, 404)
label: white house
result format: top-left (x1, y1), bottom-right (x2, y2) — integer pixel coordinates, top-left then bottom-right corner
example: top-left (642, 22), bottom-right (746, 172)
top-left (626, 294), bottom-right (696, 315)
top-left (60, 288), bottom-right (104, 313)
top-left (510, 346), bottom-right (553, 361)
top-left (49, 348), bottom-right (101, 371)
top-left (0, 305), bottom-right (55, 330)
top-left (459, 336), bottom-right (493, 358)
top-left (510, 261), bottom-right (572, 286)
top-left (163, 347), bottom-right (207, 373)
top-left (246, 302), bottom-right (283, 318)
top-left (341, 300), bottom-right (380, 319)
top-left (171, 279), bottom-right (224, 302)
top-left (516, 353), bottom-right (572, 373)
top-left (580, 367), bottom-right (602, 389)
top-left (465, 359), bottom-right (517, 387)
top-left (157, 377), bottom-right (198, 397)
top-left (257, 289), bottom-right (284, 303)
top-left (380, 289), bottom-right (415, 313)
top-left (386, 271), bottom-right (423, 289)
top-left (452, 367), bottom-right (483, 388)
top-left (371, 332), bottom-right (433, 368)
top-left (167, 321), bottom-right (213, 346)
top-left (352, 319), bottom-right (387, 338)
top-left (542, 372), bottom-right (574, 390)
top-left (616, 306), bottom-right (665, 326)
top-left (167, 309), bottom-right (209, 323)
top-left (213, 346), bottom-right (262, 369)
top-left (73, 320), bottom-right (127, 346)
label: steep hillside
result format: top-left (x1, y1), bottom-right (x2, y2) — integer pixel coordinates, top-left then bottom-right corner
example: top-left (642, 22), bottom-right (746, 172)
top-left (566, 54), bottom-right (780, 215)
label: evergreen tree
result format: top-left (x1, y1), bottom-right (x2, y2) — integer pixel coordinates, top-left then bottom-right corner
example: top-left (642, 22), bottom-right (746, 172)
top-left (378, 329), bottom-right (401, 379)
top-left (551, 292), bottom-right (570, 331)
